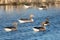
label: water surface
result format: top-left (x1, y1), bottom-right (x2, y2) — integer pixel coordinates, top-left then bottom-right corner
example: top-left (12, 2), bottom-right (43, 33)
top-left (0, 5), bottom-right (60, 40)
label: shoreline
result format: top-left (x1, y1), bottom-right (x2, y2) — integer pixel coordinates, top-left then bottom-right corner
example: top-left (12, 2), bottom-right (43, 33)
top-left (0, 2), bottom-right (60, 6)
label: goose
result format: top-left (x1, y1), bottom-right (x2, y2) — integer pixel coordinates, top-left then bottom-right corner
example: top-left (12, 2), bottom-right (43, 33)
top-left (42, 18), bottom-right (49, 26)
top-left (4, 22), bottom-right (18, 32)
top-left (24, 5), bottom-right (31, 8)
top-left (38, 8), bottom-right (43, 10)
top-left (33, 25), bottom-right (46, 32)
top-left (38, 6), bottom-right (47, 10)
top-left (18, 14), bottom-right (34, 23)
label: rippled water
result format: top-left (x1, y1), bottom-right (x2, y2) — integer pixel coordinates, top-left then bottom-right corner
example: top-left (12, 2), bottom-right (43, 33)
top-left (0, 5), bottom-right (60, 40)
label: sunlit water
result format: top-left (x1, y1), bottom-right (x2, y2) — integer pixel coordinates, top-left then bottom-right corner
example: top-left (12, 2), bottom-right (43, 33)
top-left (0, 5), bottom-right (60, 40)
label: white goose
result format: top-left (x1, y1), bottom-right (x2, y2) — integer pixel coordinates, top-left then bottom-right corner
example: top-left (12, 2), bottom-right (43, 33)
top-left (18, 14), bottom-right (34, 23)
top-left (24, 5), bottom-right (31, 8)
top-left (4, 22), bottom-right (18, 32)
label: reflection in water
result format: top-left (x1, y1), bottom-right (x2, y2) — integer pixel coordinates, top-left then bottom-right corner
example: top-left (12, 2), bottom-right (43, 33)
top-left (0, 4), bottom-right (60, 13)
top-left (5, 5), bottom-right (14, 12)
top-left (4, 5), bottom-right (24, 13)
top-left (55, 3), bottom-right (60, 8)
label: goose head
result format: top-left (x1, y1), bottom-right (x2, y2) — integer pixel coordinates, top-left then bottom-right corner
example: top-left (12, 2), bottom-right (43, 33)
top-left (45, 18), bottom-right (49, 25)
top-left (30, 14), bottom-right (34, 19)
top-left (30, 14), bottom-right (34, 22)
top-left (12, 22), bottom-right (18, 28)
top-left (46, 18), bottom-right (49, 21)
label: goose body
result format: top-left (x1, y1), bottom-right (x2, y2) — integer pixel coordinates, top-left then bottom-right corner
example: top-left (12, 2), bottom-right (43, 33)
top-left (18, 19), bottom-right (34, 23)
top-left (44, 21), bottom-right (49, 26)
top-left (38, 6), bottom-right (47, 10)
top-left (33, 27), bottom-right (46, 32)
top-left (38, 8), bottom-right (43, 10)
top-left (24, 5), bottom-right (31, 8)
top-left (18, 14), bottom-right (34, 23)
top-left (4, 28), bottom-right (12, 32)
top-left (4, 27), bottom-right (16, 32)
top-left (4, 22), bottom-right (17, 32)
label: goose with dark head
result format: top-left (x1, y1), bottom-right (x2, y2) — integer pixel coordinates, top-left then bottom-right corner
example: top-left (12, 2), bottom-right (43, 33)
top-left (42, 18), bottom-right (49, 26)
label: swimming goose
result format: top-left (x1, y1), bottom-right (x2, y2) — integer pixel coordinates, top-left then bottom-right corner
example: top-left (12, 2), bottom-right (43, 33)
top-left (18, 14), bottom-right (34, 23)
top-left (33, 25), bottom-right (46, 32)
top-left (38, 8), bottom-right (43, 10)
top-left (4, 22), bottom-right (18, 32)
top-left (38, 6), bottom-right (47, 10)
top-left (24, 5), bottom-right (31, 8)
top-left (42, 18), bottom-right (49, 26)
top-left (33, 18), bottom-right (49, 32)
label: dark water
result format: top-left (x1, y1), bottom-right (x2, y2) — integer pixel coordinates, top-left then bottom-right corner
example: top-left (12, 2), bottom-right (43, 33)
top-left (0, 5), bottom-right (60, 40)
